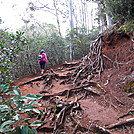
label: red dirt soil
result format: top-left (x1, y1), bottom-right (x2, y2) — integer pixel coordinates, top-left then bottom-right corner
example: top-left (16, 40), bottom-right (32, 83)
top-left (13, 32), bottom-right (134, 134)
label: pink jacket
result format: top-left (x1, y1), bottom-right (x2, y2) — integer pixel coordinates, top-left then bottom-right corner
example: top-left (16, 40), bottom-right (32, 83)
top-left (38, 53), bottom-right (48, 64)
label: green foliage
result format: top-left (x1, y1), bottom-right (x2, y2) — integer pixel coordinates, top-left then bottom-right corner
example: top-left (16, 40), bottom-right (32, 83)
top-left (124, 81), bottom-right (134, 93)
top-left (66, 27), bottom-right (99, 60)
top-left (0, 29), bottom-right (28, 83)
top-left (105, 0), bottom-right (134, 22)
top-left (0, 84), bottom-right (43, 134)
top-left (44, 33), bottom-right (68, 65)
top-left (11, 23), bottom-right (66, 77)
top-left (14, 125), bottom-right (37, 134)
top-left (117, 20), bottom-right (134, 33)
top-left (0, 23), bottom-right (99, 79)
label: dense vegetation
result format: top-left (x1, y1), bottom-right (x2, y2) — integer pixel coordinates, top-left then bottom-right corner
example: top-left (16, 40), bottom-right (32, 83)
top-left (0, 84), bottom-right (43, 133)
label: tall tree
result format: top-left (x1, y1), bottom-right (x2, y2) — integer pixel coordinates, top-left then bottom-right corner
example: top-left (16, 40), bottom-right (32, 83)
top-left (69, 0), bottom-right (73, 60)
top-left (53, 0), bottom-right (62, 36)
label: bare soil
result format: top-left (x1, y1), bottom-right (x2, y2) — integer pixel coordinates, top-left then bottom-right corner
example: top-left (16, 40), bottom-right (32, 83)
top-left (13, 31), bottom-right (134, 134)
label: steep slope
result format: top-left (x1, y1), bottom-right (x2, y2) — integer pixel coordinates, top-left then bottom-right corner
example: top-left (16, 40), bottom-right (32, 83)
top-left (14, 31), bottom-right (134, 134)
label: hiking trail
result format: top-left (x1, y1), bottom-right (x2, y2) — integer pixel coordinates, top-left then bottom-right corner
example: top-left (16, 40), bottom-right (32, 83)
top-left (13, 31), bottom-right (134, 134)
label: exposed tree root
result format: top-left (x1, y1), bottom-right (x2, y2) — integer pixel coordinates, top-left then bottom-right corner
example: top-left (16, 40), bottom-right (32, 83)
top-left (106, 118), bottom-right (134, 129)
top-left (18, 74), bottom-right (48, 86)
top-left (117, 109), bottom-right (134, 120)
top-left (37, 127), bottom-right (53, 133)
top-left (62, 62), bottom-right (80, 67)
top-left (128, 93), bottom-right (134, 98)
top-left (41, 82), bottom-right (103, 100)
top-left (90, 126), bottom-right (111, 134)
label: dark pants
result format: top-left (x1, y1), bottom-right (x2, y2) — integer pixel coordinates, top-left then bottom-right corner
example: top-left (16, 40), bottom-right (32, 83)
top-left (40, 61), bottom-right (46, 69)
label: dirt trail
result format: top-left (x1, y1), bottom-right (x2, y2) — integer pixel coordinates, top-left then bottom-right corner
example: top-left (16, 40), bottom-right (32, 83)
top-left (13, 32), bottom-right (134, 134)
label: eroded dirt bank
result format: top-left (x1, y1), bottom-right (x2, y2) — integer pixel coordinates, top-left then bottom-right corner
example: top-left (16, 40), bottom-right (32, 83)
top-left (14, 31), bottom-right (134, 134)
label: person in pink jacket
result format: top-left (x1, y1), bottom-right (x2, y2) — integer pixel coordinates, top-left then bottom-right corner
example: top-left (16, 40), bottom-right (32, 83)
top-left (38, 50), bottom-right (48, 75)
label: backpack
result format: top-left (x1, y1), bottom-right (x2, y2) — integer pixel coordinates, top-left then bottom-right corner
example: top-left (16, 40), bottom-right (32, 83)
top-left (38, 54), bottom-right (43, 60)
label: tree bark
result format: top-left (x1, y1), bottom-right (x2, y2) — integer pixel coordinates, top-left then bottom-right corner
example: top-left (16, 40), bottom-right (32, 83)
top-left (53, 0), bottom-right (62, 36)
top-left (69, 0), bottom-right (73, 61)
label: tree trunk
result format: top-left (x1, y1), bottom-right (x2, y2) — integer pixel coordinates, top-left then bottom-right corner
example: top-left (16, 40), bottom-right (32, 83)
top-left (106, 14), bottom-right (113, 27)
top-left (53, 0), bottom-right (62, 36)
top-left (90, 0), bottom-right (93, 29)
top-left (69, 0), bottom-right (73, 61)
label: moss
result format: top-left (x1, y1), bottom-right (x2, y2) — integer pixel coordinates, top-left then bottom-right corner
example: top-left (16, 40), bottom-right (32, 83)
top-left (124, 81), bottom-right (134, 93)
top-left (117, 20), bottom-right (134, 33)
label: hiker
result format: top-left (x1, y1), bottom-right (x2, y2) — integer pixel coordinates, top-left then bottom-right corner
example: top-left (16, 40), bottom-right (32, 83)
top-left (38, 50), bottom-right (48, 75)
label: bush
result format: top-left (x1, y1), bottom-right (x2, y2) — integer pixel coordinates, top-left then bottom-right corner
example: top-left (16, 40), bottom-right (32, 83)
top-left (0, 30), bottom-right (28, 83)
top-left (0, 84), bottom-right (43, 134)
top-left (117, 20), bottom-right (134, 33)
top-left (105, 0), bottom-right (134, 23)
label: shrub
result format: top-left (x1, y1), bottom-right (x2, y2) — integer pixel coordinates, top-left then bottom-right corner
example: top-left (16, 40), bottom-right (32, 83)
top-left (0, 84), bottom-right (43, 134)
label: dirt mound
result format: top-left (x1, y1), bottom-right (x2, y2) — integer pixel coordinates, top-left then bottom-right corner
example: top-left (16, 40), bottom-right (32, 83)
top-left (14, 31), bottom-right (134, 134)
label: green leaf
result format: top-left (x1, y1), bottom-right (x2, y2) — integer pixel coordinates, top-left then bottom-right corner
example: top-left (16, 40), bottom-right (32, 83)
top-left (28, 127), bottom-right (33, 134)
top-left (36, 94), bottom-right (42, 99)
top-left (14, 100), bottom-right (24, 109)
top-left (25, 94), bottom-right (42, 100)
top-left (13, 114), bottom-right (21, 121)
top-left (29, 100), bottom-right (41, 106)
top-left (7, 99), bottom-right (13, 106)
top-left (0, 97), bottom-right (2, 102)
top-left (13, 95), bottom-right (21, 100)
top-left (27, 110), bottom-right (33, 117)
top-left (28, 100), bottom-right (36, 105)
top-left (0, 105), bottom-right (9, 112)
top-left (34, 101), bottom-right (42, 106)
top-left (33, 109), bottom-right (41, 114)
top-left (30, 121), bottom-right (43, 126)
top-left (0, 120), bottom-right (13, 130)
top-left (0, 84), bottom-right (10, 93)
top-left (21, 125), bottom-right (29, 134)
top-left (13, 86), bottom-right (21, 96)
top-left (24, 105), bottom-right (36, 110)
top-left (6, 91), bottom-right (16, 95)
top-left (28, 127), bottom-right (37, 134)
top-left (25, 94), bottom-right (36, 99)
top-left (1, 128), bottom-right (14, 133)
top-left (23, 118), bottom-right (31, 124)
top-left (32, 109), bottom-right (43, 116)
top-left (0, 111), bottom-right (9, 119)
top-left (15, 126), bottom-right (21, 134)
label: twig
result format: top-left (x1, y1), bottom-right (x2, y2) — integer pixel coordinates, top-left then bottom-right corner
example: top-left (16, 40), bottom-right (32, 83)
top-left (128, 93), bottom-right (134, 98)
top-left (73, 64), bottom-right (89, 84)
top-left (110, 102), bottom-right (120, 111)
top-left (117, 109), bottom-right (134, 120)
top-left (113, 95), bottom-right (124, 106)
top-left (18, 74), bottom-right (48, 86)
top-left (106, 118), bottom-right (134, 129)
top-left (103, 54), bottom-right (113, 63)
top-left (90, 126), bottom-right (111, 134)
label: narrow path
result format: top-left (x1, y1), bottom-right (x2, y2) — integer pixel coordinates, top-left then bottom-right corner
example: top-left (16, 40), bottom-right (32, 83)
top-left (13, 60), bottom-right (134, 134)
